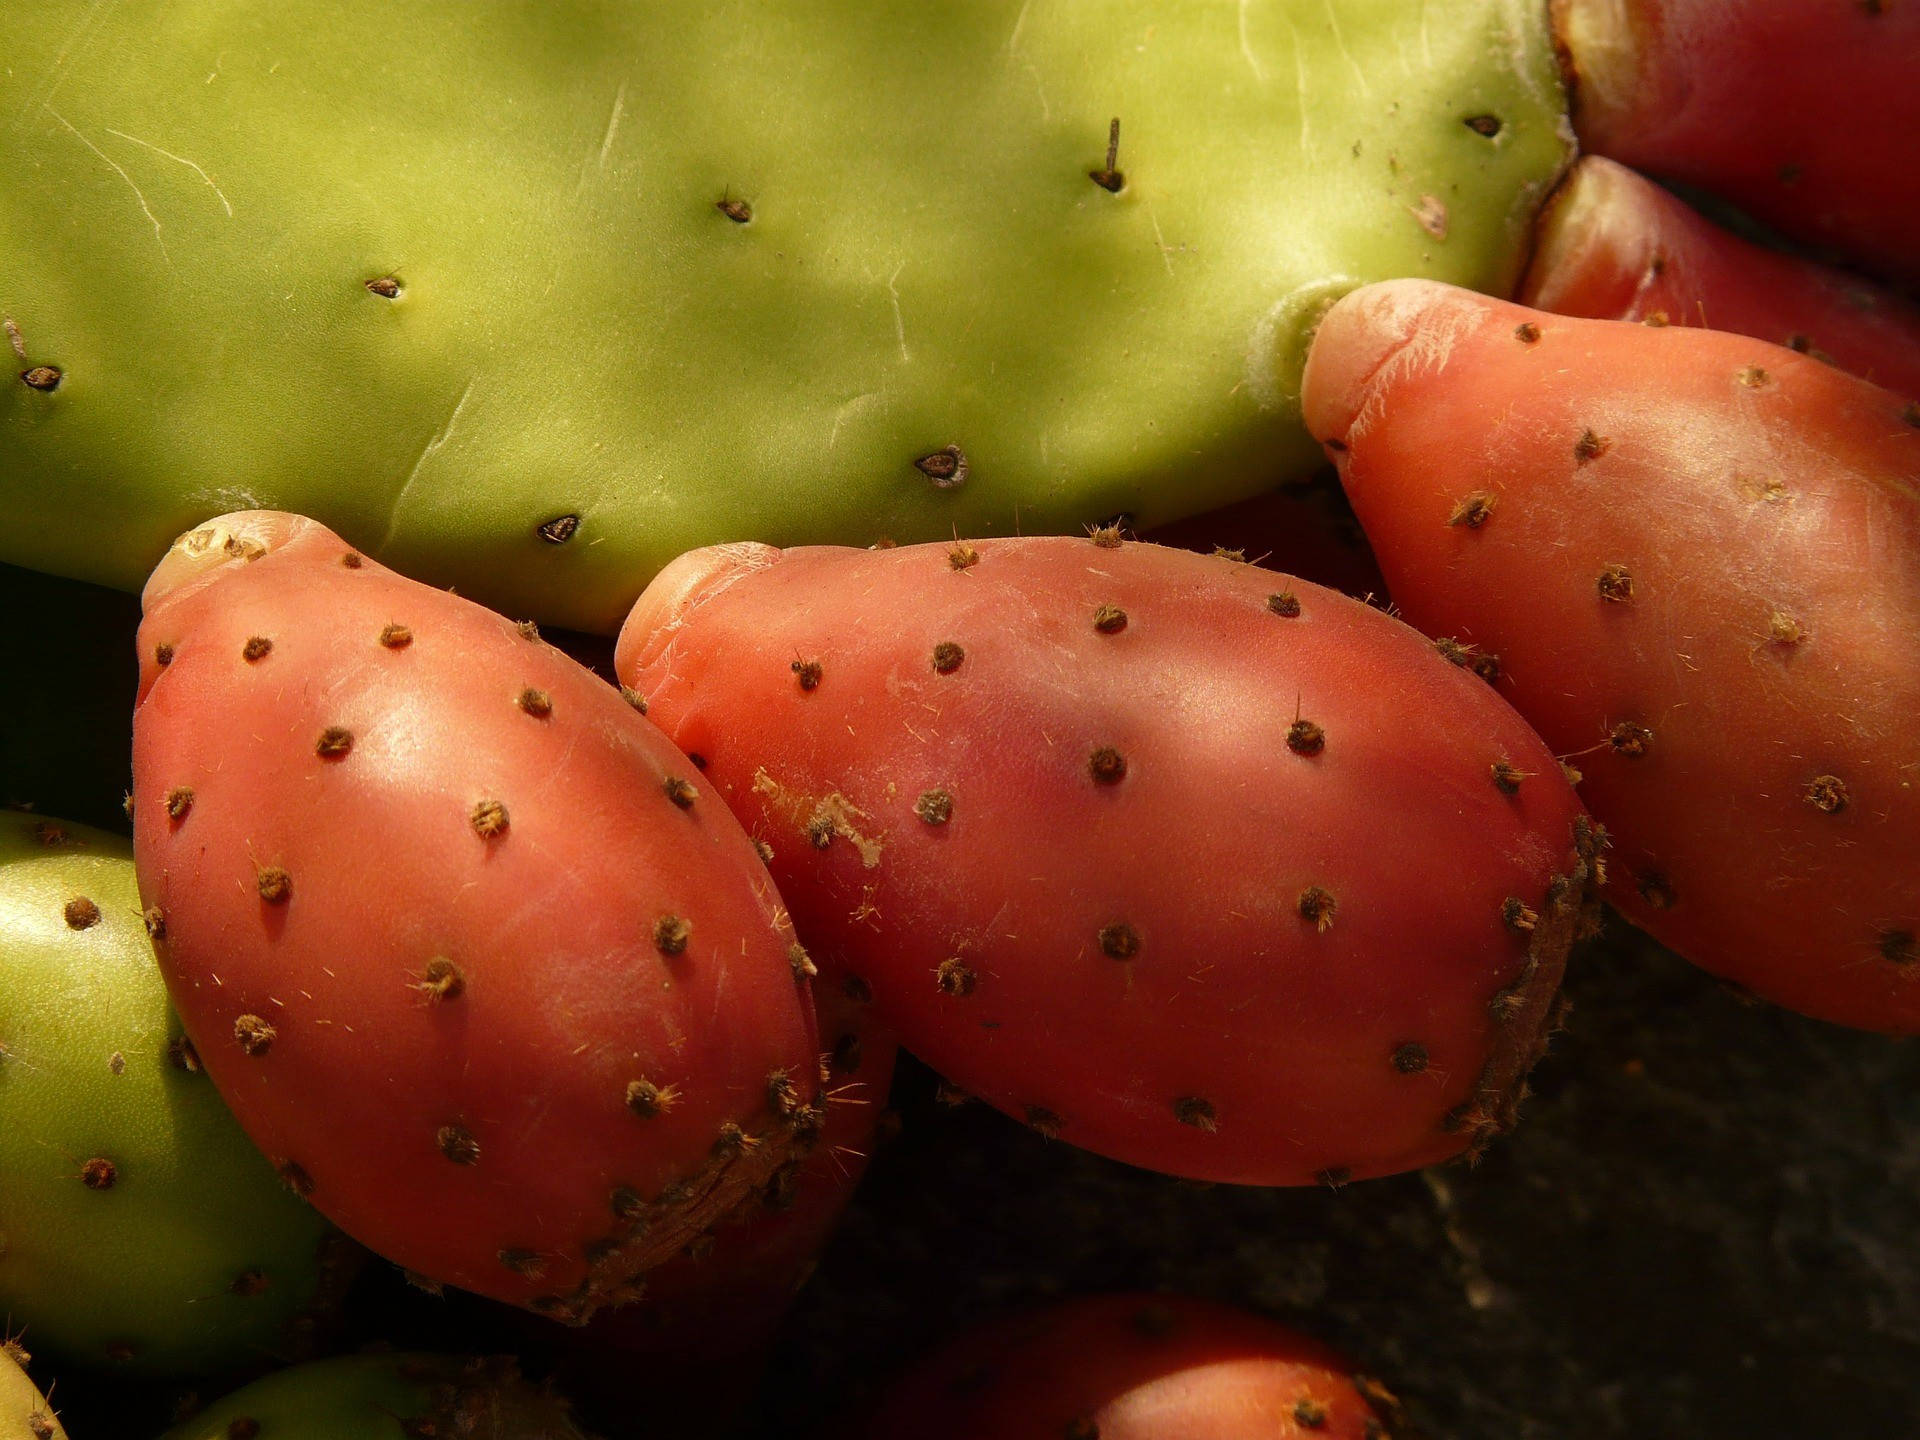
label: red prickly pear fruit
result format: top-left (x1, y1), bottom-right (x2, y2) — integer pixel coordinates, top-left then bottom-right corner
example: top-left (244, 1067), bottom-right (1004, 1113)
top-left (863, 1294), bottom-right (1396, 1440)
top-left (1140, 473), bottom-right (1391, 604)
top-left (1522, 157), bottom-right (1920, 399)
top-left (535, 977), bottom-right (897, 1438)
top-left (130, 512), bottom-right (821, 1321)
top-left (617, 536), bottom-right (1597, 1186)
top-left (1552, 0), bottom-right (1920, 284)
top-left (1303, 279), bottom-right (1920, 1034)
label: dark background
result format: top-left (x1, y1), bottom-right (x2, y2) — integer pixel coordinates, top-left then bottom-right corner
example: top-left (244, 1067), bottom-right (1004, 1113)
top-left (6, 557), bottom-right (1915, 1439)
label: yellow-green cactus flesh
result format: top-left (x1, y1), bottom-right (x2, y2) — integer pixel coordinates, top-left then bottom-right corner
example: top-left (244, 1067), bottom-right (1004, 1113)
top-left (0, 1), bottom-right (1570, 633)
top-left (1, 1347), bottom-right (66, 1440)
top-left (0, 813), bottom-right (349, 1376)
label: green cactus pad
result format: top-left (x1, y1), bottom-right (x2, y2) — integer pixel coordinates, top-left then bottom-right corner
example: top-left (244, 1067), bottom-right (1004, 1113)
top-left (1, 1346), bottom-right (66, 1440)
top-left (0, 813), bottom-right (351, 1376)
top-left (0, 1), bottom-right (1568, 632)
top-left (161, 1355), bottom-right (595, 1440)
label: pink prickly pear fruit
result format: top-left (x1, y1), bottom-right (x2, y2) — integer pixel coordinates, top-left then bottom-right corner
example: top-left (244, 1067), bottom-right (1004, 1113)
top-left (617, 536), bottom-right (1599, 1186)
top-left (1521, 157), bottom-right (1920, 399)
top-left (863, 1294), bottom-right (1397, 1440)
top-left (536, 976), bottom-right (896, 1438)
top-left (1140, 474), bottom-right (1391, 604)
top-left (130, 512), bottom-right (822, 1322)
top-left (1553, 0), bottom-right (1920, 284)
top-left (1302, 280), bottom-right (1920, 1033)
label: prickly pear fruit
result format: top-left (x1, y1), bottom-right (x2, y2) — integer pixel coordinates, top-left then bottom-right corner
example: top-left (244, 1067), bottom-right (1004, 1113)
top-left (865, 1294), bottom-right (1395, 1440)
top-left (0, 811), bottom-right (348, 1376)
top-left (1553, 0), bottom-right (1920, 283)
top-left (617, 536), bottom-right (1598, 1185)
top-left (2, 1344), bottom-right (67, 1440)
top-left (0, 0), bottom-right (1571, 631)
top-left (131, 512), bottom-right (822, 1320)
top-left (160, 1354), bottom-right (594, 1440)
top-left (1522, 157), bottom-right (1920, 398)
top-left (1302, 280), bottom-right (1920, 1033)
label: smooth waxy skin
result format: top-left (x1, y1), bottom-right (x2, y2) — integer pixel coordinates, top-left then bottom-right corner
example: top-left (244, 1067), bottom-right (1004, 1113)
top-left (865, 1294), bottom-right (1392, 1440)
top-left (618, 537), bottom-right (1596, 1186)
top-left (131, 512), bottom-right (820, 1319)
top-left (1522, 157), bottom-right (1920, 399)
top-left (160, 1354), bottom-right (594, 1440)
top-left (0, 812), bottom-right (344, 1376)
top-left (2, 1347), bottom-right (67, 1440)
top-left (1, 1), bottom-right (1569, 632)
top-left (1554, 0), bottom-right (1920, 283)
top-left (1304, 280), bottom-right (1920, 1032)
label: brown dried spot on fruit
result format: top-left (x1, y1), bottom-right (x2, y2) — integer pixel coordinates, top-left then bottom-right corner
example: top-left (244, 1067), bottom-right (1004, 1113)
top-left (278, 1160), bottom-right (315, 1197)
top-left (469, 799), bottom-right (510, 838)
top-left (21, 365), bottom-right (61, 391)
top-left (1087, 522), bottom-right (1126, 549)
top-left (1213, 546), bottom-right (1248, 563)
top-left (662, 775), bottom-right (699, 809)
top-left (417, 957), bottom-right (465, 1001)
top-left (1767, 612), bottom-right (1804, 647)
top-left (436, 1124), bottom-right (480, 1165)
top-left (1267, 591), bottom-right (1302, 618)
top-left (1297, 886), bottom-right (1337, 932)
top-left (27, 1416), bottom-right (55, 1440)
top-left (1025, 1105), bottom-right (1064, 1138)
top-left (1448, 492), bottom-right (1497, 529)
top-left (1088, 746), bottom-right (1128, 784)
top-left (609, 1185), bottom-right (645, 1222)
top-left (619, 686), bottom-right (649, 716)
top-left (167, 1035), bottom-right (201, 1072)
top-left (914, 788), bottom-right (953, 825)
top-left (366, 275), bottom-right (402, 298)
top-left (234, 1014), bottom-right (276, 1056)
top-left (792, 658), bottom-right (823, 691)
top-left (626, 1078), bottom-right (680, 1118)
top-left (931, 641), bottom-right (965, 674)
top-left (1737, 365), bottom-right (1771, 388)
top-left (711, 1121), bottom-right (759, 1160)
top-left (1881, 929), bottom-right (1917, 966)
top-left (80, 1157), bottom-right (117, 1190)
top-left (654, 914), bottom-right (692, 956)
top-left (936, 957), bottom-right (978, 997)
top-left (807, 814), bottom-right (836, 849)
top-left (1287, 718), bottom-right (1325, 757)
top-left (1502, 897), bottom-right (1539, 932)
top-left (1099, 922), bottom-right (1140, 959)
top-left (1391, 1042), bottom-right (1429, 1075)
top-left (1805, 774), bottom-right (1849, 813)
top-left (1490, 761), bottom-right (1526, 796)
top-left (379, 622), bottom-right (413, 648)
top-left (1609, 721), bottom-right (1652, 757)
top-left (155, 642), bottom-right (176, 667)
top-left (537, 514), bottom-right (579, 544)
top-left (242, 635), bottom-right (274, 663)
top-left (1093, 604), bottom-right (1128, 634)
top-left (1173, 1096), bottom-right (1218, 1132)
top-left (948, 542), bottom-right (981, 571)
top-left (717, 196), bottom-right (752, 223)
top-left (787, 942), bottom-right (817, 980)
top-left (63, 896), bottom-right (101, 930)
top-left (315, 726), bottom-right (354, 759)
top-left (229, 1268), bottom-right (270, 1297)
top-left (1637, 872), bottom-right (1677, 910)
top-left (1514, 321), bottom-right (1541, 344)
top-left (1597, 564), bottom-right (1634, 603)
top-left (340, 552), bottom-right (364, 569)
top-left (164, 785), bottom-right (195, 822)
top-left (1089, 116), bottom-right (1125, 191)
top-left (1294, 1397), bottom-right (1330, 1429)
top-left (1643, 310), bottom-right (1670, 327)
top-left (1574, 429), bottom-right (1611, 465)
top-left (517, 687), bottom-right (553, 718)
top-left (915, 445), bottom-right (968, 489)
top-left (257, 865), bottom-right (293, 904)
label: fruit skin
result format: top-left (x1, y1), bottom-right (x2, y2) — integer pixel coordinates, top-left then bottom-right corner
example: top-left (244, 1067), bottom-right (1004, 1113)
top-left (1522, 157), bottom-right (1920, 399)
top-left (1, 0), bottom-right (1569, 632)
top-left (2, 1343), bottom-right (68, 1440)
top-left (617, 536), bottom-right (1597, 1186)
top-left (1553, 0), bottom-right (1920, 284)
top-left (863, 1293), bottom-right (1394, 1440)
top-left (1303, 279), bottom-right (1920, 1033)
top-left (131, 512), bottom-right (821, 1320)
top-left (1139, 473), bottom-right (1390, 603)
top-left (159, 1354), bottom-right (595, 1440)
top-left (0, 811), bottom-right (350, 1377)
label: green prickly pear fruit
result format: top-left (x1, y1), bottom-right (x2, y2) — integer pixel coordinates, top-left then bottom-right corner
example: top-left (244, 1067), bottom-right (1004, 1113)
top-left (1, 1344), bottom-right (66, 1440)
top-left (0, 0), bottom-right (1571, 632)
top-left (159, 1355), bottom-right (597, 1440)
top-left (0, 813), bottom-right (354, 1376)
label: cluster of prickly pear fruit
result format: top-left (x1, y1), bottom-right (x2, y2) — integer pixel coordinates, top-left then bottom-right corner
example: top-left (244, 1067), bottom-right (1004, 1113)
top-left (0, 2), bottom-right (1916, 1437)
